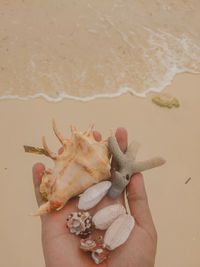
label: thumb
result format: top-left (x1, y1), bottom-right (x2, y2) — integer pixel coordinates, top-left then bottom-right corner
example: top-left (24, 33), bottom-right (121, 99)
top-left (127, 173), bottom-right (156, 235)
top-left (32, 162), bottom-right (45, 206)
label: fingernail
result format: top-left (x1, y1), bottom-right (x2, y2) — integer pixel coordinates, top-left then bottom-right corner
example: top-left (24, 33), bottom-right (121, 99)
top-left (133, 173), bottom-right (143, 179)
top-left (58, 146), bottom-right (64, 155)
top-left (93, 131), bottom-right (102, 142)
top-left (32, 163), bottom-right (45, 179)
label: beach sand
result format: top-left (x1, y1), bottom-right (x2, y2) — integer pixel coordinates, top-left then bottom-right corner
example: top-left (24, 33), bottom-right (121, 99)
top-left (0, 73), bottom-right (200, 267)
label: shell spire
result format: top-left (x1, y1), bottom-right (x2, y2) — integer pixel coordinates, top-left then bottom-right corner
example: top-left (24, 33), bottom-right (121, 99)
top-left (70, 125), bottom-right (77, 137)
top-left (42, 136), bottom-right (57, 159)
top-left (85, 123), bottom-right (94, 137)
top-left (52, 119), bottom-right (66, 146)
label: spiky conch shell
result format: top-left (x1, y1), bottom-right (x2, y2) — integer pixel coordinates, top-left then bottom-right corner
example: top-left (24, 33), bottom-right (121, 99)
top-left (31, 121), bottom-right (111, 216)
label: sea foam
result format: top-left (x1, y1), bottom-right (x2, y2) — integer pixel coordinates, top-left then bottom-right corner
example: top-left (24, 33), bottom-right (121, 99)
top-left (0, 0), bottom-right (200, 102)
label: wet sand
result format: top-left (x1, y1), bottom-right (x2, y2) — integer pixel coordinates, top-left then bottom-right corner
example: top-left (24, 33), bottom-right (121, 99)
top-left (0, 73), bottom-right (200, 266)
top-left (1, 0), bottom-right (200, 100)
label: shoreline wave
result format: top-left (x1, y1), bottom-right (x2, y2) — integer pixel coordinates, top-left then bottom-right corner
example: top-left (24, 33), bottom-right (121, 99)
top-left (0, 69), bottom-right (199, 103)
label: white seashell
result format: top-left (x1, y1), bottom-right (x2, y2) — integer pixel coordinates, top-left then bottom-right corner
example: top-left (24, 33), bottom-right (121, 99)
top-left (90, 236), bottom-right (109, 264)
top-left (104, 214), bottom-right (135, 250)
top-left (92, 204), bottom-right (126, 230)
top-left (80, 237), bottom-right (97, 251)
top-left (91, 248), bottom-right (109, 265)
top-left (78, 181), bottom-right (111, 210)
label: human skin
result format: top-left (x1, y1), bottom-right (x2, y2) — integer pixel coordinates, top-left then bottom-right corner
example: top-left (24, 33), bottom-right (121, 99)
top-left (32, 127), bottom-right (157, 267)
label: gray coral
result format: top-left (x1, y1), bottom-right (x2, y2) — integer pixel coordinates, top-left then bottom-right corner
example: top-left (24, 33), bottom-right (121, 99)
top-left (108, 136), bottom-right (166, 199)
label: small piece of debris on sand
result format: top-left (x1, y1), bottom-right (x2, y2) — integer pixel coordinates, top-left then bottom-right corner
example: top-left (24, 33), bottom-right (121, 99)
top-left (185, 177), bottom-right (191, 184)
top-left (24, 145), bottom-right (50, 157)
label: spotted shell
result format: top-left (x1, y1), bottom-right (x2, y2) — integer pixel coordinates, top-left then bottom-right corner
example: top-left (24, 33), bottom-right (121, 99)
top-left (31, 121), bottom-right (111, 216)
top-left (66, 211), bottom-right (92, 238)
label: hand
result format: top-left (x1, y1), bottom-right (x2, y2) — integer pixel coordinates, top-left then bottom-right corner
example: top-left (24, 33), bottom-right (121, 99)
top-left (32, 128), bottom-right (157, 267)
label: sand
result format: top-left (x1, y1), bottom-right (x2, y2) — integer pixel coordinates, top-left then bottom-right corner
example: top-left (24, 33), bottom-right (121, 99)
top-left (0, 72), bottom-right (200, 266)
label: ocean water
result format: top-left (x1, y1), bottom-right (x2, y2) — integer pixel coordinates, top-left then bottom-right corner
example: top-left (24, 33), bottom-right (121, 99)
top-left (0, 0), bottom-right (200, 102)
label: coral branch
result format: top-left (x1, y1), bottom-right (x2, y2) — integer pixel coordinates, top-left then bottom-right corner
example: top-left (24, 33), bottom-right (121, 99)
top-left (108, 136), bottom-right (126, 168)
top-left (132, 157), bottom-right (166, 174)
top-left (125, 140), bottom-right (140, 160)
top-left (108, 136), bottom-right (166, 200)
top-left (108, 171), bottom-right (128, 199)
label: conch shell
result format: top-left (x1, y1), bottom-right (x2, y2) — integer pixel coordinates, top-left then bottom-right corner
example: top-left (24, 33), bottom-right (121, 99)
top-left (31, 120), bottom-right (111, 216)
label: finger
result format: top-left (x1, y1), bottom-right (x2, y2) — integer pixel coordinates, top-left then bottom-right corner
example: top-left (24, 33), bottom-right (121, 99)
top-left (32, 163), bottom-right (45, 206)
top-left (127, 173), bottom-right (156, 235)
top-left (115, 127), bottom-right (128, 153)
top-left (93, 130), bottom-right (102, 142)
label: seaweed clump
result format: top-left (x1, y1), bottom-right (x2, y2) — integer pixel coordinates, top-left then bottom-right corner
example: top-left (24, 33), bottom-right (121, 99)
top-left (152, 94), bottom-right (180, 108)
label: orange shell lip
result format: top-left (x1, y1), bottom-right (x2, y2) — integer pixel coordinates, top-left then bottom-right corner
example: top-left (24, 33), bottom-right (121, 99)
top-left (50, 200), bottom-right (62, 210)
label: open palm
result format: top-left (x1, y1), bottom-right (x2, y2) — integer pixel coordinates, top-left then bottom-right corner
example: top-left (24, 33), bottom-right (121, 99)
top-left (32, 128), bottom-right (157, 267)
